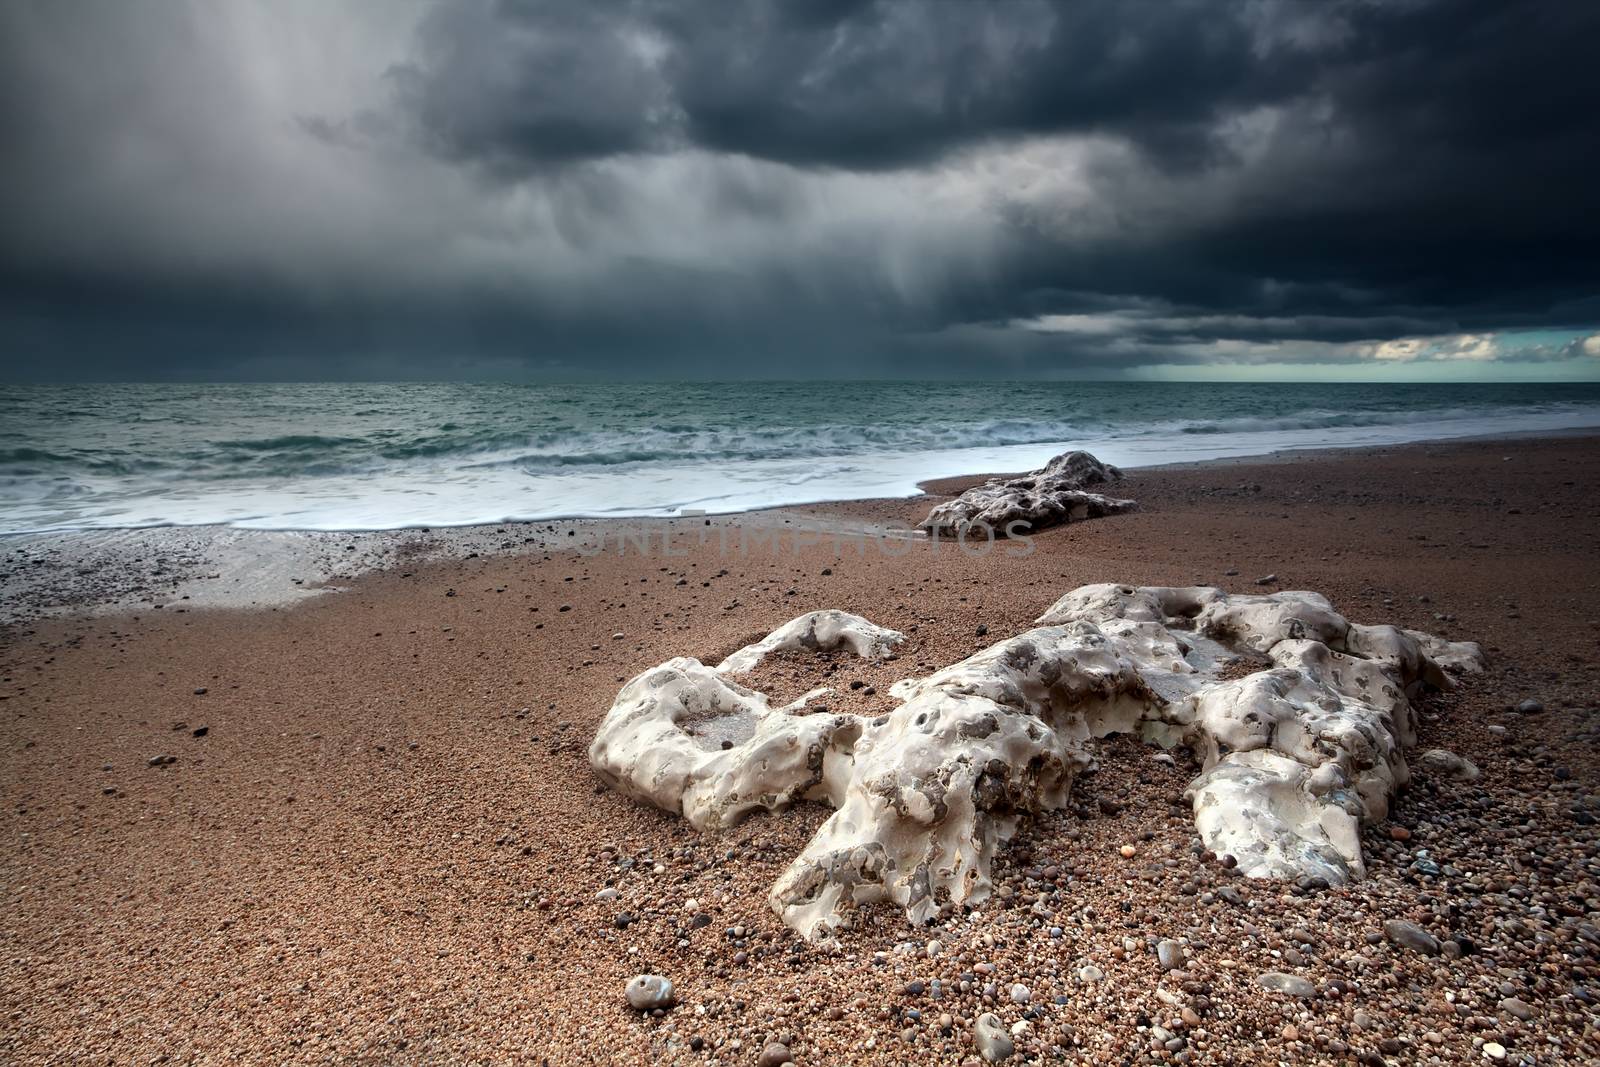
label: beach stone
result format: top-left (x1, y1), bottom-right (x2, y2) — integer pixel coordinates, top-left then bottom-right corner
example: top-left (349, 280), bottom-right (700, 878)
top-left (1078, 964), bottom-right (1104, 982)
top-left (974, 1013), bottom-right (1014, 1063)
top-left (757, 1041), bottom-right (792, 1067)
top-left (1483, 1041), bottom-right (1507, 1061)
top-left (1516, 699), bottom-right (1543, 714)
top-left (1414, 748), bottom-right (1480, 781)
top-left (1256, 972), bottom-right (1316, 997)
top-left (624, 974), bottom-right (673, 1011)
top-left (1255, 574), bottom-right (1278, 585)
top-left (592, 585), bottom-right (1482, 940)
top-left (1157, 939), bottom-right (1184, 971)
top-left (1383, 919), bottom-right (1440, 955)
top-left (1009, 982), bottom-right (1031, 1004)
top-left (1499, 997), bottom-right (1535, 1020)
top-left (920, 450), bottom-right (1133, 537)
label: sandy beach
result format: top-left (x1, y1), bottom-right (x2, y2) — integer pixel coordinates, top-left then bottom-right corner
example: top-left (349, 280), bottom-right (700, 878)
top-left (3, 435), bottom-right (1598, 1065)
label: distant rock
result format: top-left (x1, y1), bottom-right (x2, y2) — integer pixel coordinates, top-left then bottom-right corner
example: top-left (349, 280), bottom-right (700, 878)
top-left (920, 450), bottom-right (1134, 538)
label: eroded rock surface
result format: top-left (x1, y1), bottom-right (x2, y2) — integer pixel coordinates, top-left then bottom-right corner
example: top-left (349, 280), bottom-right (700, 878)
top-left (920, 450), bottom-right (1135, 536)
top-left (589, 586), bottom-right (1481, 941)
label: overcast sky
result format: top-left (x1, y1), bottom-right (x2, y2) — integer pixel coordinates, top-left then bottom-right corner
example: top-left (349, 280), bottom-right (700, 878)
top-left (2, 0), bottom-right (1597, 381)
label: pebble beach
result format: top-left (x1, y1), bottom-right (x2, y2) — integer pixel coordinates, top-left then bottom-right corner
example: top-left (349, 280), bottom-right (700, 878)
top-left (2, 435), bottom-right (1597, 1065)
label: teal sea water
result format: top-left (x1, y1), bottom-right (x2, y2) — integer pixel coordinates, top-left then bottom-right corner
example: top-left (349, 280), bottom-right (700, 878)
top-left (3, 381), bottom-right (1599, 533)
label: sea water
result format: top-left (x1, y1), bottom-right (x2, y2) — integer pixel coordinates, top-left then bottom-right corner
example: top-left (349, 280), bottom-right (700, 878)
top-left (3, 381), bottom-right (1598, 533)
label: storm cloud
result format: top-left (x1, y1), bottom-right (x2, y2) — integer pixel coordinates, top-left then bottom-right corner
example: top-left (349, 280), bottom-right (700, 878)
top-left (1, 0), bottom-right (1597, 380)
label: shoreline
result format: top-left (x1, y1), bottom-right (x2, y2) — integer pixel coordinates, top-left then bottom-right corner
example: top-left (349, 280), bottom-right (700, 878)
top-left (6, 403), bottom-right (1600, 538)
top-left (2, 432), bottom-right (1597, 1063)
top-left (5, 430), bottom-right (1597, 625)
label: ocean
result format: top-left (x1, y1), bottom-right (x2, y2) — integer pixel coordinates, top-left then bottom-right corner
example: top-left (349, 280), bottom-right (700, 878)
top-left (3, 381), bottom-right (1599, 533)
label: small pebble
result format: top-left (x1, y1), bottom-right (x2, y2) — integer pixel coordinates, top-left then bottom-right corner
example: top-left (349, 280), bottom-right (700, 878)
top-left (623, 974), bottom-right (673, 1011)
top-left (756, 1042), bottom-right (792, 1067)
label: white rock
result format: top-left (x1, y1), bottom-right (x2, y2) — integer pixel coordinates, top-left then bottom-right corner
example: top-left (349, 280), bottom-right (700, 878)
top-left (921, 450), bottom-right (1134, 536)
top-left (974, 1013), bottom-right (1014, 1063)
top-left (590, 584), bottom-right (1481, 940)
top-left (715, 610), bottom-right (905, 675)
top-left (1414, 747), bottom-right (1481, 781)
top-left (624, 974), bottom-right (673, 1011)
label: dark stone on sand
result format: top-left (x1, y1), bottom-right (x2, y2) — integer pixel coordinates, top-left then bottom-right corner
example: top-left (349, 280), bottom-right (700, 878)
top-left (1383, 919), bottom-right (1440, 955)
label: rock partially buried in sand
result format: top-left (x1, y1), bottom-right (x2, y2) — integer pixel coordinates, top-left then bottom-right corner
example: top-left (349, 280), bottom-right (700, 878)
top-left (973, 1013), bottom-right (1014, 1063)
top-left (589, 611), bottom-right (903, 831)
top-left (1413, 747), bottom-right (1481, 781)
top-left (623, 973), bottom-right (673, 1011)
top-left (1257, 971), bottom-right (1317, 998)
top-left (756, 1042), bottom-right (793, 1067)
top-left (1383, 919), bottom-right (1441, 955)
top-left (919, 450), bottom-right (1135, 537)
top-left (716, 609), bottom-right (904, 676)
top-left (590, 585), bottom-right (1482, 941)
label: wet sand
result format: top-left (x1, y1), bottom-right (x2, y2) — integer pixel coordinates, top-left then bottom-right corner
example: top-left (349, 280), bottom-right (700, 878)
top-left (2, 435), bottom-right (1597, 1064)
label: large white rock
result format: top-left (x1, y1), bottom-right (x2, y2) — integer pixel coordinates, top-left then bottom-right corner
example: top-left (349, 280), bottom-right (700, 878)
top-left (920, 450), bottom-right (1135, 536)
top-left (589, 585), bottom-right (1482, 941)
top-left (589, 611), bottom-right (904, 831)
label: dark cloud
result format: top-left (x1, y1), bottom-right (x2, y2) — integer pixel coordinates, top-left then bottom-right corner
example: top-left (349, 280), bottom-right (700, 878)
top-left (0, 0), bottom-right (1597, 381)
top-left (397, 0), bottom-right (1324, 172)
